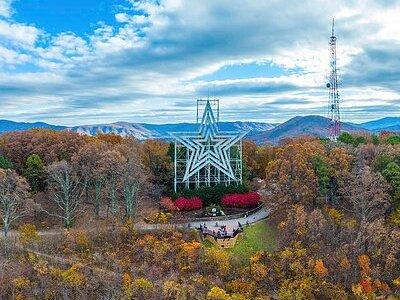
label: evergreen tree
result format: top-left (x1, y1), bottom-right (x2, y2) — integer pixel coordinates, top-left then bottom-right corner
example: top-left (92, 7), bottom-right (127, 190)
top-left (382, 162), bottom-right (400, 205)
top-left (0, 155), bottom-right (13, 169)
top-left (312, 154), bottom-right (330, 203)
top-left (373, 154), bottom-right (392, 172)
top-left (23, 154), bottom-right (45, 192)
top-left (338, 132), bottom-right (354, 145)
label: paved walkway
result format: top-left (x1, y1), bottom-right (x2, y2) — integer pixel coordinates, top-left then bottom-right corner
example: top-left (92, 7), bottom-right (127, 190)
top-left (2, 207), bottom-right (272, 237)
top-left (134, 207), bottom-right (272, 231)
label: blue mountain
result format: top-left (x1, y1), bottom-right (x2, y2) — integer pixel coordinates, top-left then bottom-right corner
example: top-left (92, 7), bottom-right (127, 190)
top-left (70, 121), bottom-right (276, 140)
top-left (0, 120), bottom-right (65, 134)
top-left (1, 116), bottom-right (399, 143)
top-left (249, 115), bottom-right (367, 144)
top-left (359, 117), bottom-right (400, 131)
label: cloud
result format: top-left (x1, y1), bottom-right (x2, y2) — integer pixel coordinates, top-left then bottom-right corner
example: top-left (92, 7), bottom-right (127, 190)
top-left (0, 20), bottom-right (41, 46)
top-left (195, 78), bottom-right (302, 97)
top-left (0, 45), bottom-right (29, 64)
top-left (0, 0), bottom-right (13, 18)
top-left (344, 43), bottom-right (400, 92)
top-left (0, 0), bottom-right (400, 125)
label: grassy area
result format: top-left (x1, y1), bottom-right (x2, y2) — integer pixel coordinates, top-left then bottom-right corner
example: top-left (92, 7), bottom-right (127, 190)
top-left (228, 220), bottom-right (277, 261)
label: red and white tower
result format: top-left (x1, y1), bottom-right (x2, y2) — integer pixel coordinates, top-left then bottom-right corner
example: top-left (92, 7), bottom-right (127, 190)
top-left (327, 18), bottom-right (341, 141)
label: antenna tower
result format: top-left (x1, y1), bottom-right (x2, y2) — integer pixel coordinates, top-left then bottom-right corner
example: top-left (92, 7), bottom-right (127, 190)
top-left (326, 18), bottom-right (341, 141)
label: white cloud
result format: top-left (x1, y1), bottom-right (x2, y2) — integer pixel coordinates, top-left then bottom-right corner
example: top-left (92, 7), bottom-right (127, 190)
top-left (115, 13), bottom-right (148, 25)
top-left (0, 44), bottom-right (29, 64)
top-left (0, 20), bottom-right (41, 46)
top-left (1, 0), bottom-right (400, 125)
top-left (0, 0), bottom-right (13, 18)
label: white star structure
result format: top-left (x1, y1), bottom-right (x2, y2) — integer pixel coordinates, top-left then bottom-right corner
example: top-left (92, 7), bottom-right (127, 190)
top-left (171, 101), bottom-right (248, 182)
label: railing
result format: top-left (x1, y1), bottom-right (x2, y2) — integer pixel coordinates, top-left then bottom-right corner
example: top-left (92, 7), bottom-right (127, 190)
top-left (172, 204), bottom-right (264, 224)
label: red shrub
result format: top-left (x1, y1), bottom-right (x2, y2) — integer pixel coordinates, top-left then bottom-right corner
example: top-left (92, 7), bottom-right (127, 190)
top-left (175, 196), bottom-right (203, 211)
top-left (160, 196), bottom-right (178, 211)
top-left (221, 192), bottom-right (260, 208)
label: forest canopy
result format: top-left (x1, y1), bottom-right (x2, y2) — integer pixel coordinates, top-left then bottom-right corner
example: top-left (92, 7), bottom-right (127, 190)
top-left (0, 129), bottom-right (399, 299)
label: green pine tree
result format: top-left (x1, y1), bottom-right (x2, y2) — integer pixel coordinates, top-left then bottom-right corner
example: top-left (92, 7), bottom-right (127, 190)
top-left (23, 154), bottom-right (45, 192)
top-left (0, 155), bottom-right (13, 169)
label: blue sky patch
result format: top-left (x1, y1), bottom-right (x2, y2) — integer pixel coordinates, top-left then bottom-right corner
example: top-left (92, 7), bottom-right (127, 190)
top-left (12, 0), bottom-right (126, 35)
top-left (198, 62), bottom-right (301, 81)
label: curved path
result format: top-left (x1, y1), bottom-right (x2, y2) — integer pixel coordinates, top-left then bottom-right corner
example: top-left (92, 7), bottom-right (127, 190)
top-left (134, 207), bottom-right (272, 231)
top-left (2, 207), bottom-right (272, 238)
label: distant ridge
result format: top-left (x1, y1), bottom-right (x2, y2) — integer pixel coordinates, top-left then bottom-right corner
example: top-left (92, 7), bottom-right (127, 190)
top-left (1, 116), bottom-right (399, 143)
top-left (249, 115), bottom-right (367, 144)
top-left (360, 117), bottom-right (400, 131)
top-left (69, 121), bottom-right (276, 140)
top-left (0, 119), bottom-right (65, 134)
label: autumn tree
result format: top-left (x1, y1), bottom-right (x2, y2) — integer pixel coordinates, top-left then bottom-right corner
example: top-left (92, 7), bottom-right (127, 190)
top-left (121, 153), bottom-right (146, 220)
top-left (326, 147), bottom-right (353, 204)
top-left (254, 144), bottom-right (275, 179)
top-left (276, 203), bottom-right (400, 298)
top-left (71, 142), bottom-right (109, 218)
top-left (0, 168), bottom-right (29, 253)
top-left (101, 150), bottom-right (125, 216)
top-left (243, 141), bottom-right (275, 180)
top-left (141, 139), bottom-right (173, 193)
top-left (342, 164), bottom-right (390, 224)
top-left (45, 161), bottom-right (86, 228)
top-left (242, 140), bottom-right (258, 180)
top-left (265, 138), bottom-right (324, 207)
top-left (0, 129), bottom-right (88, 171)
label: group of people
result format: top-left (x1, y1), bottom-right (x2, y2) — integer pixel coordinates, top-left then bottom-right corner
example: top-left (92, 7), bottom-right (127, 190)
top-left (199, 222), bottom-right (244, 240)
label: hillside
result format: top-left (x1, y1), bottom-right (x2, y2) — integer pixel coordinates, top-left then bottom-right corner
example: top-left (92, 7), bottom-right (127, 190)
top-left (2, 117), bottom-right (399, 142)
top-left (360, 117), bottom-right (400, 131)
top-left (70, 122), bottom-right (160, 140)
top-left (69, 121), bottom-right (276, 140)
top-left (249, 115), bottom-right (367, 144)
top-left (0, 120), bottom-right (65, 134)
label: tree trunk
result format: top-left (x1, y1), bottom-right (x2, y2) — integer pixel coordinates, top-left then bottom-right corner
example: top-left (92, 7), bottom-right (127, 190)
top-left (2, 226), bottom-right (9, 256)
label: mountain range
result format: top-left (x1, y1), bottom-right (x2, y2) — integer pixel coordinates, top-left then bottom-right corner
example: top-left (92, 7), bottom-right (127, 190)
top-left (248, 115), bottom-right (367, 144)
top-left (0, 120), bottom-right (64, 133)
top-left (0, 116), bottom-right (399, 144)
top-left (70, 121), bottom-right (276, 140)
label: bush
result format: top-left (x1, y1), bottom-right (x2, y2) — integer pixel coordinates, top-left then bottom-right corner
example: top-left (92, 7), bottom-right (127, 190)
top-left (175, 196), bottom-right (203, 211)
top-left (18, 224), bottom-right (41, 247)
top-left (0, 155), bottom-right (13, 169)
top-left (144, 212), bottom-right (172, 224)
top-left (173, 184), bottom-right (249, 206)
top-left (221, 192), bottom-right (260, 208)
top-left (160, 196), bottom-right (178, 211)
top-left (386, 135), bottom-right (400, 145)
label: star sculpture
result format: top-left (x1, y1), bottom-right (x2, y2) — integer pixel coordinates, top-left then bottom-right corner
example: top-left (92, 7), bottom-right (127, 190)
top-left (171, 101), bottom-right (248, 182)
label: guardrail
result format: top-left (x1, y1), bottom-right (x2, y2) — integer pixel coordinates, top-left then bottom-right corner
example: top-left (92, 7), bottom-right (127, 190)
top-left (171, 204), bottom-right (264, 223)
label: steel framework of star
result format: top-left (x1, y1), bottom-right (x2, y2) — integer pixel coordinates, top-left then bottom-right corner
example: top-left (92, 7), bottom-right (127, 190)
top-left (171, 100), bottom-right (248, 182)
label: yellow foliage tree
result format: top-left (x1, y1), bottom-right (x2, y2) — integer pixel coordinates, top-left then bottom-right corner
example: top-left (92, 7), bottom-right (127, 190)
top-left (18, 224), bottom-right (41, 248)
top-left (207, 286), bottom-right (232, 300)
top-left (121, 272), bottom-right (134, 298)
top-left (133, 277), bottom-right (154, 299)
top-left (358, 255), bottom-right (371, 277)
top-left (314, 259), bottom-right (328, 277)
top-left (327, 208), bottom-right (343, 224)
top-left (61, 264), bottom-right (86, 287)
top-left (74, 230), bottom-right (91, 253)
top-left (163, 280), bottom-right (193, 300)
top-left (203, 247), bottom-right (231, 276)
top-left (12, 276), bottom-right (31, 289)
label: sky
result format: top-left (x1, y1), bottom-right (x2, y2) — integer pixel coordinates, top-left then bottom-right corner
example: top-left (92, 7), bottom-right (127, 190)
top-left (0, 0), bottom-right (399, 126)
